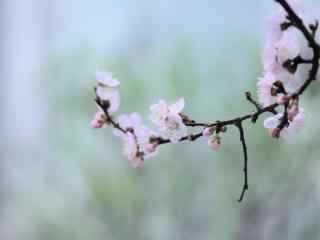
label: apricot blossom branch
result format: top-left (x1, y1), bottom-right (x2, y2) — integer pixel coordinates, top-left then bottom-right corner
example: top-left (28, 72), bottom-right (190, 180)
top-left (90, 0), bottom-right (320, 202)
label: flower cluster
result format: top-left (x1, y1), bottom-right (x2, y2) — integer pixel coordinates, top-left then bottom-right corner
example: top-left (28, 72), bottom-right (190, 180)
top-left (112, 113), bottom-right (159, 168)
top-left (258, 0), bottom-right (311, 139)
top-left (91, 71), bottom-right (192, 167)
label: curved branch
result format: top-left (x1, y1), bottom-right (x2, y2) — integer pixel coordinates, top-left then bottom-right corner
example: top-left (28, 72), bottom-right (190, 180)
top-left (236, 121), bottom-right (248, 202)
top-left (94, 0), bottom-right (320, 202)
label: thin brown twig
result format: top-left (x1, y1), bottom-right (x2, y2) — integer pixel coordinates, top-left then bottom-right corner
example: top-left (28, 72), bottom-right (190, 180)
top-left (236, 121), bottom-right (248, 202)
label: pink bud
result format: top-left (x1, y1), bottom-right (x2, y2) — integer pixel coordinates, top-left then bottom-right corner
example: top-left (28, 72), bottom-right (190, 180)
top-left (269, 128), bottom-right (280, 138)
top-left (202, 127), bottom-right (214, 137)
top-left (288, 105), bottom-right (299, 121)
top-left (276, 95), bottom-right (289, 105)
top-left (90, 111), bottom-right (106, 129)
top-left (145, 143), bottom-right (157, 154)
top-left (91, 119), bottom-right (103, 129)
top-left (208, 138), bottom-right (221, 151)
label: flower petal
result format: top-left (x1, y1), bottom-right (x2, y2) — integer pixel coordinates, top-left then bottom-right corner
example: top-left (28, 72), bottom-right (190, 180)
top-left (170, 98), bottom-right (185, 113)
top-left (95, 71), bottom-right (120, 87)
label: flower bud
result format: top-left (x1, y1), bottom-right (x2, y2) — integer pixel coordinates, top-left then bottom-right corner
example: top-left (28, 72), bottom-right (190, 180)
top-left (90, 111), bottom-right (106, 129)
top-left (91, 119), bottom-right (103, 129)
top-left (208, 137), bottom-right (221, 151)
top-left (145, 143), bottom-right (157, 154)
top-left (202, 127), bottom-right (214, 137)
top-left (288, 105), bottom-right (299, 121)
top-left (269, 128), bottom-right (281, 138)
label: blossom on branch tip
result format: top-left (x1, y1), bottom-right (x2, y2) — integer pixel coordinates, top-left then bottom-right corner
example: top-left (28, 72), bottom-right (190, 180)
top-left (150, 98), bottom-right (187, 143)
top-left (96, 71), bottom-right (120, 87)
top-left (95, 71), bottom-right (120, 113)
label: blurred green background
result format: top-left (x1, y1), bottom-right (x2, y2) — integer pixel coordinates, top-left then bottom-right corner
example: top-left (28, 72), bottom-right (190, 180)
top-left (1, 0), bottom-right (320, 239)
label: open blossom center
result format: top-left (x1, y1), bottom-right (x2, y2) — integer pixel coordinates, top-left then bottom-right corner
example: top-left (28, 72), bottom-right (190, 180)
top-left (150, 98), bottom-right (187, 143)
top-left (164, 115), bottom-right (180, 130)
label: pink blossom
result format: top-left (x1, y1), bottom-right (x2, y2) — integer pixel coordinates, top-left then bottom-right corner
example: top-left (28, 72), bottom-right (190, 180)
top-left (90, 110), bottom-right (106, 129)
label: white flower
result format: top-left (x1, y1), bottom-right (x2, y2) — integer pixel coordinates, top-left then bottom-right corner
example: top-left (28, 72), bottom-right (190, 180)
top-left (263, 108), bottom-right (305, 139)
top-left (96, 71), bottom-right (120, 87)
top-left (259, 29), bottom-right (307, 106)
top-left (150, 98), bottom-right (187, 143)
top-left (274, 28), bottom-right (301, 65)
top-left (267, 0), bottom-right (304, 42)
top-left (115, 113), bottom-right (142, 134)
top-left (122, 132), bottom-right (144, 168)
top-left (112, 113), bottom-right (143, 167)
top-left (262, 41), bottom-right (281, 73)
top-left (262, 5), bottom-right (309, 92)
top-left (95, 71), bottom-right (120, 113)
top-left (257, 72), bottom-right (278, 107)
top-left (263, 29), bottom-right (301, 71)
top-left (266, 12), bottom-right (286, 43)
top-left (113, 113), bottom-right (159, 166)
